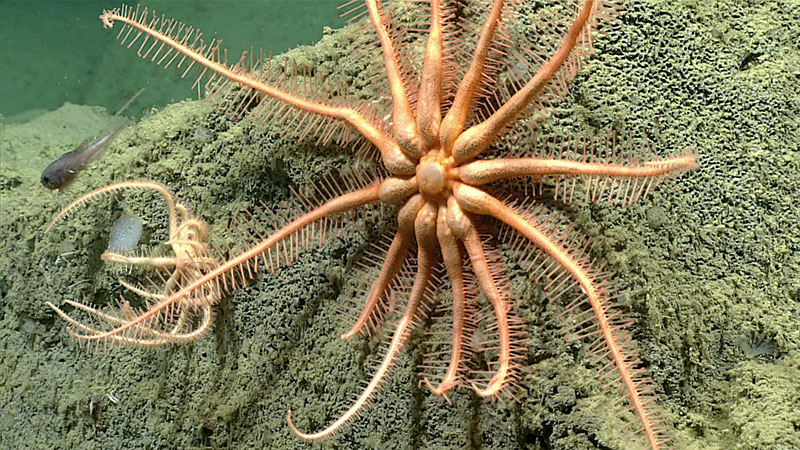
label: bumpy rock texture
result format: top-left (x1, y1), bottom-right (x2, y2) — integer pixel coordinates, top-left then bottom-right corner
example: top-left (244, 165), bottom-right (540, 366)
top-left (1, 0), bottom-right (797, 449)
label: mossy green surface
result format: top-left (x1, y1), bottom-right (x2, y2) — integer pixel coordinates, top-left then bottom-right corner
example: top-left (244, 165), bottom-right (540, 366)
top-left (1, 0), bottom-right (798, 449)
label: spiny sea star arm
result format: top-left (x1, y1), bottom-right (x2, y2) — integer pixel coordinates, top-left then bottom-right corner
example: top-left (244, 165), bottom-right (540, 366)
top-left (100, 252), bottom-right (177, 268)
top-left (45, 180), bottom-right (178, 235)
top-left (416, 0), bottom-right (443, 151)
top-left (458, 154), bottom-right (699, 185)
top-left (117, 278), bottom-right (170, 301)
top-left (61, 185), bottom-right (382, 343)
top-left (452, 0), bottom-right (597, 163)
top-left (288, 200), bottom-right (438, 441)
top-left (452, 182), bottom-right (663, 449)
top-left (46, 300), bottom-right (212, 346)
top-left (340, 195), bottom-right (424, 339)
top-left (113, 266), bottom-right (215, 308)
top-left (365, 0), bottom-right (424, 158)
top-left (421, 203), bottom-right (466, 398)
top-left (446, 196), bottom-right (511, 397)
top-left (99, 6), bottom-right (405, 170)
top-left (440, 0), bottom-right (506, 154)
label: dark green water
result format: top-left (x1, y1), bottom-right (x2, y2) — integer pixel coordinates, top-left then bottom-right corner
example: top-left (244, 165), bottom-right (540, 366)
top-left (0, 1), bottom-right (345, 122)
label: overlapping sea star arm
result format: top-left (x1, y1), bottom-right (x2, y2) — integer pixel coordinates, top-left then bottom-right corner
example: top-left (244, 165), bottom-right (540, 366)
top-left (452, 182), bottom-right (668, 449)
top-left (47, 299), bottom-right (212, 347)
top-left (452, 0), bottom-right (602, 163)
top-left (446, 196), bottom-right (513, 397)
top-left (440, 0), bottom-right (507, 154)
top-left (98, 5), bottom-right (415, 174)
top-left (420, 203), bottom-right (466, 397)
top-left (288, 200), bottom-right (438, 441)
top-left (340, 194), bottom-right (424, 339)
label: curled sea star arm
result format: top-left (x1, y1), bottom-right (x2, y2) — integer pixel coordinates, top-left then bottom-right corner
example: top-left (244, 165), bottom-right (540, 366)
top-left (47, 300), bottom-right (212, 347)
top-left (49, 273), bottom-right (213, 346)
top-left (421, 203), bottom-right (466, 398)
top-left (452, 0), bottom-right (598, 163)
top-left (452, 182), bottom-right (663, 449)
top-left (59, 185), bottom-right (382, 343)
top-left (116, 278), bottom-right (171, 301)
top-left (45, 180), bottom-right (179, 235)
top-left (446, 196), bottom-right (511, 397)
top-left (288, 200), bottom-right (439, 441)
top-left (115, 262), bottom-right (218, 313)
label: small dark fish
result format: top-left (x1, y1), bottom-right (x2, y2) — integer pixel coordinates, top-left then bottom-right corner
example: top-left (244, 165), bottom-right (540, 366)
top-left (41, 121), bottom-right (128, 190)
top-left (42, 88), bottom-right (144, 190)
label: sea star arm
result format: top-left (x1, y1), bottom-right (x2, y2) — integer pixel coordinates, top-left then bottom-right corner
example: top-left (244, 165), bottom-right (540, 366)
top-left (340, 195), bottom-right (424, 339)
top-left (288, 200), bottom-right (438, 441)
top-left (47, 300), bottom-right (212, 346)
top-left (100, 252), bottom-right (177, 268)
top-left (445, 196), bottom-right (511, 397)
top-left (45, 180), bottom-right (179, 235)
top-left (458, 154), bottom-right (698, 206)
top-left (117, 278), bottom-right (171, 301)
top-left (452, 0), bottom-right (597, 163)
top-left (440, 0), bottom-right (506, 154)
top-left (378, 176), bottom-right (419, 204)
top-left (108, 263), bottom-right (215, 310)
top-left (364, 0), bottom-right (424, 158)
top-left (416, 0), bottom-right (444, 151)
top-left (458, 155), bottom-right (699, 184)
top-left (452, 182), bottom-right (664, 449)
top-left (421, 203), bottom-right (466, 398)
top-left (99, 6), bottom-right (406, 170)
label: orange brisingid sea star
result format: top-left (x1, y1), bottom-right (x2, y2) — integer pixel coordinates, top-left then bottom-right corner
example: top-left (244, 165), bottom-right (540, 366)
top-left (48, 1), bottom-right (697, 447)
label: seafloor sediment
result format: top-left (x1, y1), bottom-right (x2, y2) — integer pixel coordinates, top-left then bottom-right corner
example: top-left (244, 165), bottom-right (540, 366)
top-left (1, 0), bottom-right (798, 449)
